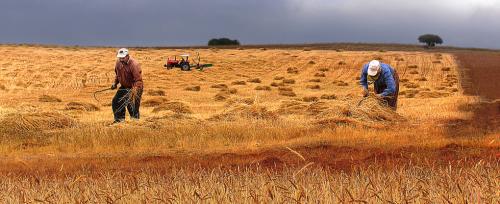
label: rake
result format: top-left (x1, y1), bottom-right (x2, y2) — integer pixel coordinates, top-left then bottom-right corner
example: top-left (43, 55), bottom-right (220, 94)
top-left (93, 87), bottom-right (113, 103)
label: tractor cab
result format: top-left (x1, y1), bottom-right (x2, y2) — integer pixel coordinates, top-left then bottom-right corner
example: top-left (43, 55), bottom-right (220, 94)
top-left (179, 54), bottom-right (189, 62)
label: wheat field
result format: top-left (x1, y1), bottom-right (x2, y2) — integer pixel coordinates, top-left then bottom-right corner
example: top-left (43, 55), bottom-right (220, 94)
top-left (0, 45), bottom-right (498, 203)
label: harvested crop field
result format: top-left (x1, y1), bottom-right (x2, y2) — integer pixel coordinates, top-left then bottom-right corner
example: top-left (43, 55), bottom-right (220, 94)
top-left (0, 45), bottom-right (498, 202)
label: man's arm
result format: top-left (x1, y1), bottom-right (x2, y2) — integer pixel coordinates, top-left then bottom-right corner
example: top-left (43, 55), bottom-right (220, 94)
top-left (114, 63), bottom-right (119, 85)
top-left (112, 61), bottom-right (120, 89)
top-left (131, 62), bottom-right (143, 89)
top-left (380, 66), bottom-right (396, 97)
top-left (359, 64), bottom-right (369, 90)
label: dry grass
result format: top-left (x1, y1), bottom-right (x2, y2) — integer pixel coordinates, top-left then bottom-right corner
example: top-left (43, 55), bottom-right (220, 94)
top-left (0, 162), bottom-right (497, 203)
top-left (0, 45), bottom-right (496, 202)
top-left (418, 91), bottom-right (451, 98)
top-left (209, 104), bottom-right (278, 121)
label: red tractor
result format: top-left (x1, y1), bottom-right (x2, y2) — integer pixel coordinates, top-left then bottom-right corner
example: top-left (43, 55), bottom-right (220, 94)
top-left (164, 53), bottom-right (212, 71)
top-left (165, 54), bottom-right (192, 71)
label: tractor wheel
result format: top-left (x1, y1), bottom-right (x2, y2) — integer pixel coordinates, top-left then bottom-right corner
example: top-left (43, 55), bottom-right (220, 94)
top-left (181, 64), bottom-right (191, 71)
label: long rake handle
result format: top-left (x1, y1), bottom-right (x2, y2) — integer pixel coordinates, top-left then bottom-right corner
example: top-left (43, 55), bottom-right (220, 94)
top-left (93, 88), bottom-right (113, 103)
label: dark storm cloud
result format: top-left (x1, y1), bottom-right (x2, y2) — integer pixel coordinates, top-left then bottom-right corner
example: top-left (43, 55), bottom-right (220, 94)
top-left (1, 0), bottom-right (499, 48)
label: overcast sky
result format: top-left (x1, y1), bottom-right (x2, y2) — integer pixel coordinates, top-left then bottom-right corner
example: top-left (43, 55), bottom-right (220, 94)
top-left (1, 0), bottom-right (499, 48)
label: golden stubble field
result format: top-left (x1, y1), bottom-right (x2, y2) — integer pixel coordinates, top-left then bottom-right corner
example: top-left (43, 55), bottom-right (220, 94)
top-left (0, 45), bottom-right (498, 203)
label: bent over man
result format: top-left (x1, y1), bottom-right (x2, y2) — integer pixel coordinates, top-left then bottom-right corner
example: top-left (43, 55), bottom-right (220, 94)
top-left (360, 60), bottom-right (399, 110)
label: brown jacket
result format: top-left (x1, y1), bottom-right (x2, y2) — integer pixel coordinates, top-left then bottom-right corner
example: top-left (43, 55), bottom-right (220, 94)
top-left (114, 57), bottom-right (143, 89)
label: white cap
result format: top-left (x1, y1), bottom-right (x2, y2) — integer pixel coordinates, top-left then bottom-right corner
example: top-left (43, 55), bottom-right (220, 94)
top-left (116, 48), bottom-right (129, 58)
top-left (367, 60), bottom-right (381, 76)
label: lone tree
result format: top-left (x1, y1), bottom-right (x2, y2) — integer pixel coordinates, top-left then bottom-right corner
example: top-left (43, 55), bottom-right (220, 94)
top-left (208, 38), bottom-right (240, 46)
top-left (418, 34), bottom-right (443, 48)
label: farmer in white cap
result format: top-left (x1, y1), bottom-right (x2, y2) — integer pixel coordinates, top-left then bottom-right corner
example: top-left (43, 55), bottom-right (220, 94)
top-left (111, 48), bottom-right (144, 123)
top-left (360, 60), bottom-right (399, 110)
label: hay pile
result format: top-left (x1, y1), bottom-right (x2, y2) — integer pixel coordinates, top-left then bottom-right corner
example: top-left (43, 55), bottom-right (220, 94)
top-left (231, 81), bottom-right (246, 85)
top-left (209, 104), bottom-right (278, 121)
top-left (276, 100), bottom-right (332, 116)
top-left (214, 88), bottom-right (238, 101)
top-left (225, 97), bottom-right (255, 107)
top-left (0, 112), bottom-right (77, 134)
top-left (277, 97), bottom-right (403, 128)
top-left (65, 102), bottom-right (100, 111)
top-left (306, 84), bottom-right (321, 89)
top-left (283, 79), bottom-right (295, 84)
top-left (247, 78), bottom-right (262, 83)
top-left (400, 89), bottom-right (419, 98)
top-left (184, 86), bottom-right (201, 91)
top-left (287, 67), bottom-right (299, 74)
top-left (320, 94), bottom-right (337, 100)
top-left (302, 96), bottom-right (319, 102)
top-left (417, 91), bottom-right (450, 98)
top-left (151, 101), bottom-right (193, 114)
top-left (142, 97), bottom-right (169, 107)
top-left (144, 113), bottom-right (197, 128)
top-left (39, 95), bottom-right (62, 102)
top-left (255, 86), bottom-right (271, 91)
top-left (332, 80), bottom-right (349, 86)
top-left (278, 87), bottom-right (296, 97)
top-left (346, 97), bottom-right (403, 122)
top-left (148, 90), bottom-right (165, 96)
top-left (276, 100), bottom-right (310, 115)
top-left (210, 84), bottom-right (228, 89)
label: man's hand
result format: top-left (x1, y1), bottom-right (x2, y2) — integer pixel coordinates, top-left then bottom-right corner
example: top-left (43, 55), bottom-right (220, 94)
top-left (362, 89), bottom-right (369, 97)
top-left (111, 83), bottom-right (117, 90)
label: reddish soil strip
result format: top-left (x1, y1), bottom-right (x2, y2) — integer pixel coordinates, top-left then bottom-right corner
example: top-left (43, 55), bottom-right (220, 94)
top-left (454, 52), bottom-right (500, 99)
top-left (1, 144), bottom-right (498, 176)
top-left (448, 52), bottom-right (500, 135)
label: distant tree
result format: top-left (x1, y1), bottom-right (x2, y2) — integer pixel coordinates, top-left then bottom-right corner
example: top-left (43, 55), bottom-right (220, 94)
top-left (208, 38), bottom-right (240, 46)
top-left (418, 34), bottom-right (443, 48)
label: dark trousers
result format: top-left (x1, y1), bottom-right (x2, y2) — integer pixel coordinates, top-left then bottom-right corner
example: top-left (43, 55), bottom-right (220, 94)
top-left (112, 87), bottom-right (143, 122)
top-left (374, 70), bottom-right (400, 110)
